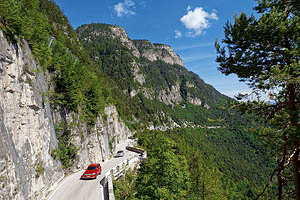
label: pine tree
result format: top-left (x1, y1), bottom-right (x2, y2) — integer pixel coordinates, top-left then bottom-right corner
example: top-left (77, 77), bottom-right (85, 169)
top-left (215, 0), bottom-right (300, 199)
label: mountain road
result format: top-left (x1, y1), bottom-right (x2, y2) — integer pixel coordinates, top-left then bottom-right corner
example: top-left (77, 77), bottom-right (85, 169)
top-left (47, 147), bottom-right (138, 200)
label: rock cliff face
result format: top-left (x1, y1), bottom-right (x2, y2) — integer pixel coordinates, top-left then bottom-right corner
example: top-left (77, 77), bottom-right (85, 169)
top-left (53, 105), bottom-right (132, 171)
top-left (133, 40), bottom-right (184, 67)
top-left (110, 26), bottom-right (140, 58)
top-left (0, 31), bottom-right (63, 200)
top-left (77, 24), bottom-right (183, 67)
top-left (77, 24), bottom-right (141, 58)
top-left (131, 61), bottom-right (145, 85)
top-left (157, 82), bottom-right (182, 105)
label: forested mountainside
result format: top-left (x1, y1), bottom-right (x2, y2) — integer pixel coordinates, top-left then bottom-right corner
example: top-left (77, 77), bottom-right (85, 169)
top-left (77, 23), bottom-right (237, 129)
top-left (0, 0), bottom-right (274, 199)
top-left (76, 23), bottom-right (275, 199)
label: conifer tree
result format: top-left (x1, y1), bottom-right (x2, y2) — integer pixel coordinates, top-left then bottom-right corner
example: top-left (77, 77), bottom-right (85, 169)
top-left (216, 0), bottom-right (300, 199)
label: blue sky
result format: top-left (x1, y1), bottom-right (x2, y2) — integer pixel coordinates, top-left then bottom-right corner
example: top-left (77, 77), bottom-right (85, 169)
top-left (55, 0), bottom-right (257, 98)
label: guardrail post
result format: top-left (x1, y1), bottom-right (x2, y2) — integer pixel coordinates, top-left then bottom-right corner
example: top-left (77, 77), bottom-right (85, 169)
top-left (99, 185), bottom-right (105, 200)
top-left (107, 174), bottom-right (115, 200)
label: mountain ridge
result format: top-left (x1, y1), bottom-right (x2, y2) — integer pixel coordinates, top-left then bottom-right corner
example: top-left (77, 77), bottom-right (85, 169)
top-left (77, 23), bottom-right (229, 120)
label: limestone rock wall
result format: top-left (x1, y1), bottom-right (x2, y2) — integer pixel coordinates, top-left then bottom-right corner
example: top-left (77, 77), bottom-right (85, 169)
top-left (110, 26), bottom-right (140, 58)
top-left (133, 40), bottom-right (184, 67)
top-left (0, 31), bottom-right (64, 200)
top-left (73, 105), bottom-right (132, 170)
top-left (52, 105), bottom-right (132, 171)
top-left (157, 82), bottom-right (182, 105)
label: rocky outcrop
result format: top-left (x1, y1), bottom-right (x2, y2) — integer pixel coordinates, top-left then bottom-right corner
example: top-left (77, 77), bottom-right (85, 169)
top-left (186, 93), bottom-right (210, 108)
top-left (203, 103), bottom-right (210, 109)
top-left (148, 112), bottom-right (180, 131)
top-left (142, 88), bottom-right (154, 100)
top-left (133, 40), bottom-right (184, 67)
top-left (110, 26), bottom-right (140, 58)
top-left (157, 82), bottom-right (182, 105)
top-left (129, 89), bottom-right (138, 97)
top-left (53, 105), bottom-right (132, 171)
top-left (0, 31), bottom-right (63, 200)
top-left (186, 82), bottom-right (195, 88)
top-left (77, 24), bottom-right (140, 58)
top-left (74, 105), bottom-right (132, 169)
top-left (131, 61), bottom-right (145, 85)
top-left (187, 93), bottom-right (202, 106)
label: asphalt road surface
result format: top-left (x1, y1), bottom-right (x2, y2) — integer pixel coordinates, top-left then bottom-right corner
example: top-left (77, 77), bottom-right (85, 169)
top-left (47, 148), bottom-right (138, 200)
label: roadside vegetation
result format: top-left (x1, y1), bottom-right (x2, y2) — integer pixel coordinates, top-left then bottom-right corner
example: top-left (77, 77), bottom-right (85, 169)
top-left (114, 128), bottom-right (275, 199)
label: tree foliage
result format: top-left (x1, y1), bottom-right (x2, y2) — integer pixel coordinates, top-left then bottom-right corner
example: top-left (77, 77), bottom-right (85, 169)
top-left (51, 120), bottom-right (77, 169)
top-left (136, 132), bottom-right (191, 200)
top-left (113, 169), bottom-right (138, 200)
top-left (216, 0), bottom-right (300, 199)
top-left (114, 127), bottom-right (272, 199)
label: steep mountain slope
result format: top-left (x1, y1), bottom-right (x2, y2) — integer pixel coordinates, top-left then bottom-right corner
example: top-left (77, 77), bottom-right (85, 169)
top-left (77, 23), bottom-right (274, 198)
top-left (77, 23), bottom-right (233, 129)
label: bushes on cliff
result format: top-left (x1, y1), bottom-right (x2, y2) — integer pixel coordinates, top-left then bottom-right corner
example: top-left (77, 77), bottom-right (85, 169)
top-left (51, 121), bottom-right (77, 169)
top-left (0, 0), bottom-right (51, 69)
top-left (50, 40), bottom-right (108, 125)
top-left (113, 169), bottom-right (138, 200)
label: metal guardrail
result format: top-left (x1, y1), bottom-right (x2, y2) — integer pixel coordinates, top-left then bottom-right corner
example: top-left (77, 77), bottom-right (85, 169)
top-left (100, 146), bottom-right (147, 200)
top-left (126, 146), bottom-right (145, 154)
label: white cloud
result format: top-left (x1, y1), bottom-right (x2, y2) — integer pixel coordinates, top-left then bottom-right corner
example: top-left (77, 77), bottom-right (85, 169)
top-left (187, 5), bottom-right (192, 11)
top-left (180, 7), bottom-right (218, 37)
top-left (175, 30), bottom-right (182, 39)
top-left (114, 0), bottom-right (136, 17)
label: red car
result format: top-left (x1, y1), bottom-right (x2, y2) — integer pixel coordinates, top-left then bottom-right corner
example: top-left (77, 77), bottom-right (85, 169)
top-left (81, 163), bottom-right (102, 179)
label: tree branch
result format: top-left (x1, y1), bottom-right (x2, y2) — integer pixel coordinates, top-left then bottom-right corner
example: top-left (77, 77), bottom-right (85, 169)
top-left (267, 102), bottom-right (288, 120)
top-left (255, 167), bottom-right (279, 200)
top-left (284, 147), bottom-right (298, 168)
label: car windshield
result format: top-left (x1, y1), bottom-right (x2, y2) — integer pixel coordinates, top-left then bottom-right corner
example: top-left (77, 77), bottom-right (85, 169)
top-left (117, 151), bottom-right (123, 153)
top-left (87, 166), bottom-right (96, 170)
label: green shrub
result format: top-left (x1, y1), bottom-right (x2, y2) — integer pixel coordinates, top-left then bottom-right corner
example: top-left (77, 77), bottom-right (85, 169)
top-left (35, 161), bottom-right (45, 178)
top-left (51, 121), bottom-right (77, 169)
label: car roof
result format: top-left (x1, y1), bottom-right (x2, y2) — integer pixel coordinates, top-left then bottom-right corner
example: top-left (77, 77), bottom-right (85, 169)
top-left (88, 163), bottom-right (100, 167)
